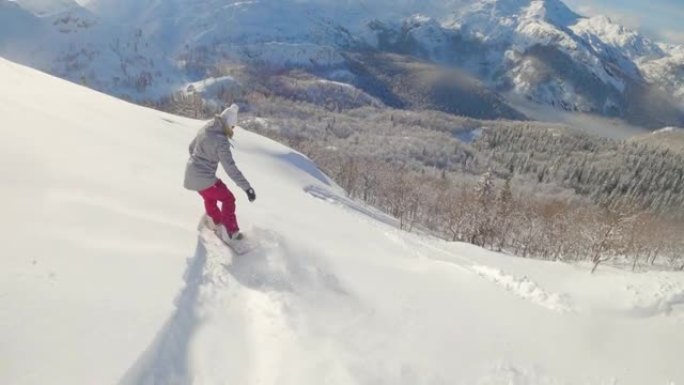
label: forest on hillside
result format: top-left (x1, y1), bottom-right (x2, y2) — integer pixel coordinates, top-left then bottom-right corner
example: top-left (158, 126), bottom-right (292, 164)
top-left (155, 70), bottom-right (684, 272)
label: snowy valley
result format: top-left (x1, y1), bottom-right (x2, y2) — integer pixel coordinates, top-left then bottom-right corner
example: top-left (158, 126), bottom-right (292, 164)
top-left (2, 0), bottom-right (684, 129)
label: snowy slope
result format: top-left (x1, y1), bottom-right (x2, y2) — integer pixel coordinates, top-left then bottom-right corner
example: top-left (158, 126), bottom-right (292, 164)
top-left (1, 57), bottom-right (684, 385)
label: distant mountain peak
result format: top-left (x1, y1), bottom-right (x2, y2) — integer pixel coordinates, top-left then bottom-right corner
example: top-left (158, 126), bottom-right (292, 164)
top-left (464, 0), bottom-right (579, 25)
top-left (10, 0), bottom-right (80, 16)
top-left (571, 14), bottom-right (666, 61)
top-left (449, 0), bottom-right (580, 46)
top-left (524, 0), bottom-right (579, 25)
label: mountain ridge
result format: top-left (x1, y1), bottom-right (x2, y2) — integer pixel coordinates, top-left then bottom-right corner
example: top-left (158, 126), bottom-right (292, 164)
top-left (2, 0), bottom-right (683, 129)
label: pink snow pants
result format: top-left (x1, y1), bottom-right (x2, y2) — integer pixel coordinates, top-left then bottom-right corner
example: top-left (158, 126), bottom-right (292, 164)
top-left (198, 179), bottom-right (239, 233)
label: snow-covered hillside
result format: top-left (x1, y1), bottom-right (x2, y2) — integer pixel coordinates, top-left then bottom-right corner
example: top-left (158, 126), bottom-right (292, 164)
top-left (1, 58), bottom-right (684, 385)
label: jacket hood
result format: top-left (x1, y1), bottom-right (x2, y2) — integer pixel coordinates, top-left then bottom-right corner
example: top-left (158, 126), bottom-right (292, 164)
top-left (206, 117), bottom-right (225, 134)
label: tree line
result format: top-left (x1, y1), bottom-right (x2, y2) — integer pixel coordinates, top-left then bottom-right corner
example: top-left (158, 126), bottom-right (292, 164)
top-left (152, 71), bottom-right (684, 271)
top-left (304, 149), bottom-right (684, 273)
top-left (237, 98), bottom-right (684, 272)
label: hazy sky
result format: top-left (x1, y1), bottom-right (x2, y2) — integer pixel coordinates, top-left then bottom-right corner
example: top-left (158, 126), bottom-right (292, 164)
top-left (58, 0), bottom-right (684, 45)
top-left (565, 0), bottom-right (684, 44)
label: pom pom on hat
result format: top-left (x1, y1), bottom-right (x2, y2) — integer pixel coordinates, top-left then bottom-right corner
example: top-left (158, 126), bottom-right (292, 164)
top-left (219, 104), bottom-right (239, 127)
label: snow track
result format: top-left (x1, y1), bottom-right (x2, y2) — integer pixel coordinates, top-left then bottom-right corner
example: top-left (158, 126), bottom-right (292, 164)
top-left (121, 229), bottom-right (288, 385)
top-left (122, 228), bottom-right (360, 385)
top-left (471, 265), bottom-right (576, 313)
top-left (626, 279), bottom-right (684, 320)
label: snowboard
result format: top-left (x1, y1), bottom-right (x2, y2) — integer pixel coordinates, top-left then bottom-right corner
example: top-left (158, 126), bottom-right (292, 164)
top-left (197, 215), bottom-right (259, 255)
top-left (215, 231), bottom-right (258, 255)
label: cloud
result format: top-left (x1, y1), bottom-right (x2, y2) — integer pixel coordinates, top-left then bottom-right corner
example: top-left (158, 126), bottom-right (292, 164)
top-left (659, 29), bottom-right (684, 45)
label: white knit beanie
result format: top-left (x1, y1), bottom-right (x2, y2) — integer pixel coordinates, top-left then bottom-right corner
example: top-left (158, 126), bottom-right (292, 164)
top-left (219, 103), bottom-right (239, 127)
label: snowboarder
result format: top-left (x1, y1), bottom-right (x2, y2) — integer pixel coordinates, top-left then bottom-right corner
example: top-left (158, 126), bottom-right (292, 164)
top-left (184, 103), bottom-right (256, 244)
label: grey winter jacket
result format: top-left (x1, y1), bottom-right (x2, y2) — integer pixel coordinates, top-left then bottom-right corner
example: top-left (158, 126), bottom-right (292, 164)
top-left (183, 118), bottom-right (252, 192)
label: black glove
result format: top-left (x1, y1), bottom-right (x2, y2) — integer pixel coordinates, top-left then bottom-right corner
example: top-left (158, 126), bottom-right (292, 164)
top-left (246, 188), bottom-right (256, 202)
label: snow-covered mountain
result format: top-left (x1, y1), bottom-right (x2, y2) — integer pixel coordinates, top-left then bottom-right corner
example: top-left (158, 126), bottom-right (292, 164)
top-left (0, 0), bottom-right (46, 51)
top-left (435, 0), bottom-right (684, 127)
top-left (2, 55), bottom-right (684, 385)
top-left (1, 0), bottom-right (183, 98)
top-left (10, 0), bottom-right (79, 16)
top-left (2, 0), bottom-right (683, 127)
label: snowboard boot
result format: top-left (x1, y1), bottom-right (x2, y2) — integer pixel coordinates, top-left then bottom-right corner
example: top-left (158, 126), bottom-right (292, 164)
top-left (216, 224), bottom-right (242, 244)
